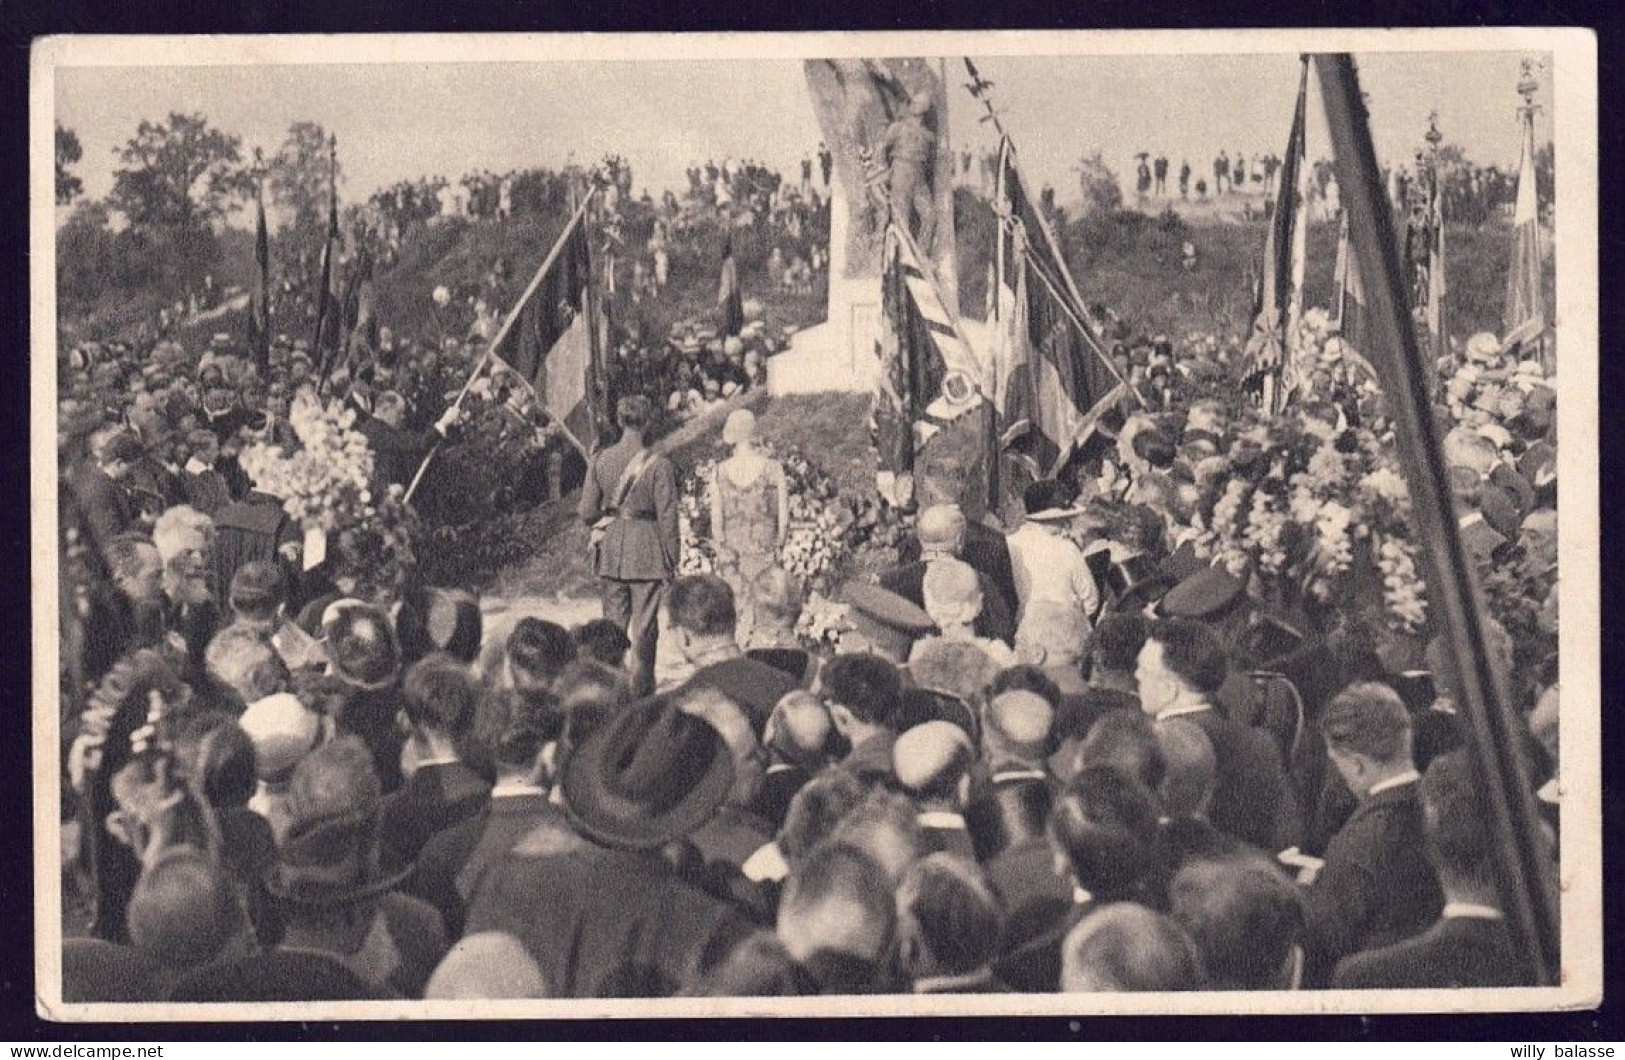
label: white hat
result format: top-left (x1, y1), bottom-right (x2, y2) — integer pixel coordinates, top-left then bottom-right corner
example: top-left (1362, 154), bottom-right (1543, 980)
top-left (239, 693), bottom-right (322, 780)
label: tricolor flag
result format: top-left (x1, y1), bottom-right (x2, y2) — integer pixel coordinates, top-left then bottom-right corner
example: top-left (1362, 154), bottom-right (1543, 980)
top-left (1425, 161), bottom-right (1449, 365)
top-left (988, 135), bottom-right (1121, 478)
top-left (873, 222), bottom-right (983, 493)
top-left (1243, 57), bottom-right (1310, 415)
top-left (1331, 212), bottom-right (1371, 355)
top-left (493, 207), bottom-right (600, 455)
top-left (1503, 102), bottom-right (1548, 359)
top-left (248, 178), bottom-right (271, 371)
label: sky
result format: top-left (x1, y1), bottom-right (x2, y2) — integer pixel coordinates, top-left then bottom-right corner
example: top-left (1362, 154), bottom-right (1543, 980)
top-left (56, 50), bottom-right (1554, 221)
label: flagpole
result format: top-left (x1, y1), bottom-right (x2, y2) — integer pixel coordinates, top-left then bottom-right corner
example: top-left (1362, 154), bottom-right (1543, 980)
top-left (1316, 52), bottom-right (1559, 988)
top-left (965, 61), bottom-right (1147, 411)
top-left (403, 188), bottom-right (600, 505)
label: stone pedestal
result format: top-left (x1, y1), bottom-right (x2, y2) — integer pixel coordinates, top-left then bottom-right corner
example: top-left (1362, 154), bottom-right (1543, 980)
top-left (768, 188), bottom-right (881, 395)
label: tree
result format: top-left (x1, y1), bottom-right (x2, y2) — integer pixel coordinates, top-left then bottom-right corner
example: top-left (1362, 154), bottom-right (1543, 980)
top-left (108, 112), bottom-right (252, 230)
top-left (1074, 151), bottom-right (1123, 219)
top-left (268, 120), bottom-right (341, 238)
top-left (55, 123), bottom-right (83, 206)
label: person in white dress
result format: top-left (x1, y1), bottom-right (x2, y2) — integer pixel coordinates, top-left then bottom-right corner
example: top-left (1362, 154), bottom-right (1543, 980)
top-left (1004, 480), bottom-right (1100, 630)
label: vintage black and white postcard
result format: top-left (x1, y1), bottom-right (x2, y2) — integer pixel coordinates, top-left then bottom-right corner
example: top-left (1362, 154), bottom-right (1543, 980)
top-left (30, 29), bottom-right (1600, 1020)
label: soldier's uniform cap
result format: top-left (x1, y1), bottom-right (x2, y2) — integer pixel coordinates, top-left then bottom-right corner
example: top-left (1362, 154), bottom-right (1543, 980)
top-left (840, 581), bottom-right (935, 658)
top-left (1160, 566), bottom-right (1245, 620)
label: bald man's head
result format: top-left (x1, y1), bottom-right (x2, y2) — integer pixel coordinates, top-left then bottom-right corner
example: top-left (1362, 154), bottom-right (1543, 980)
top-left (917, 504), bottom-right (967, 556)
top-left (768, 690), bottom-right (833, 767)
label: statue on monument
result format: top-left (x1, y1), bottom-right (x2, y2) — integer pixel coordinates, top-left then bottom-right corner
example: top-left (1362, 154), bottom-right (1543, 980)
top-left (882, 89), bottom-right (940, 255)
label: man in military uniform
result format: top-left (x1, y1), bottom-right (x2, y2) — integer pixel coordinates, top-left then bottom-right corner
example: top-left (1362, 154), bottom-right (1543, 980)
top-left (882, 89), bottom-right (938, 253)
top-left (579, 395), bottom-right (679, 696)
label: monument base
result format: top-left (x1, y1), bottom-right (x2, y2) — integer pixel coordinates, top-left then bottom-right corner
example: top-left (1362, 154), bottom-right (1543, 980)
top-left (767, 318), bottom-right (877, 396)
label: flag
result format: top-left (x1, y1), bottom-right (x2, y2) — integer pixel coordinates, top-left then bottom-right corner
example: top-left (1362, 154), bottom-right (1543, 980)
top-left (1332, 212), bottom-right (1372, 355)
top-left (1503, 103), bottom-right (1547, 357)
top-left (1243, 57), bottom-right (1310, 414)
top-left (247, 180), bottom-right (271, 370)
top-left (873, 223), bottom-right (982, 496)
top-left (493, 209), bottom-right (599, 454)
top-left (988, 136), bottom-right (1118, 477)
top-left (312, 141), bottom-right (341, 381)
top-left (1425, 161), bottom-right (1449, 365)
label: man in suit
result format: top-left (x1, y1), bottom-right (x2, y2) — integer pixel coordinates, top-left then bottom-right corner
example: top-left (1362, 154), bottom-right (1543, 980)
top-left (179, 428), bottom-right (232, 515)
top-left (881, 504), bottom-right (1015, 645)
top-left (1332, 748), bottom-right (1526, 988)
top-left (379, 655), bottom-right (493, 872)
top-left (1302, 681), bottom-right (1444, 985)
top-left (994, 766), bottom-right (1161, 992)
top-left (1145, 719), bottom-right (1256, 907)
top-left (897, 457), bottom-right (1018, 626)
top-left (463, 697), bottom-right (757, 997)
top-left (821, 652), bottom-right (907, 786)
top-left (356, 390), bottom-right (452, 489)
top-left (776, 843), bottom-right (901, 994)
top-left (752, 690), bottom-right (835, 832)
top-left (966, 690), bottom-right (1055, 862)
top-left (666, 575), bottom-right (798, 736)
top-left (579, 395), bottom-right (679, 696)
top-left (410, 668), bottom-right (570, 937)
top-left (67, 428), bottom-right (142, 565)
top-left (1135, 618), bottom-right (1301, 854)
top-left (896, 854), bottom-right (1009, 994)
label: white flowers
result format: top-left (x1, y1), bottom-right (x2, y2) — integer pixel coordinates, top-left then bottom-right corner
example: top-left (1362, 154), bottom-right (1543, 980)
top-left (237, 393), bottom-right (377, 533)
top-left (795, 592), bottom-right (852, 650)
top-left (1360, 466), bottom-right (1410, 507)
top-left (1376, 534), bottom-right (1428, 632)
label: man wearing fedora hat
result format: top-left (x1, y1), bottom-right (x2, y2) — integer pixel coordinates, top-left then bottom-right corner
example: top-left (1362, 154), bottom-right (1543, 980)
top-left (260, 736), bottom-right (448, 999)
top-left (463, 694), bottom-right (756, 997)
top-left (579, 395), bottom-right (680, 697)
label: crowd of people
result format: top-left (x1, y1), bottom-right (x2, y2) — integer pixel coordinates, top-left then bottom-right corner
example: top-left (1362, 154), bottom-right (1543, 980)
top-left (56, 338), bottom-right (1559, 1001)
top-left (53, 110), bottom-right (1560, 1004)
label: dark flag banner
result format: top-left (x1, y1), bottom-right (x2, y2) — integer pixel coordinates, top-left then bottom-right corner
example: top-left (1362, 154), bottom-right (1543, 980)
top-left (988, 135), bottom-right (1118, 478)
top-left (873, 222), bottom-right (983, 505)
top-left (313, 139), bottom-right (341, 383)
top-left (248, 181), bottom-right (271, 371)
top-left (1243, 57), bottom-right (1310, 414)
top-left (493, 209), bottom-right (599, 455)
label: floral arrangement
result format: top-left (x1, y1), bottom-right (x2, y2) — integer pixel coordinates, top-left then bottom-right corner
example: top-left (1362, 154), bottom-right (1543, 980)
top-left (238, 392), bottom-right (421, 604)
top-left (795, 591), bottom-right (854, 652)
top-left (677, 442), bottom-right (912, 593)
top-left (1176, 374), bottom-right (1429, 635)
